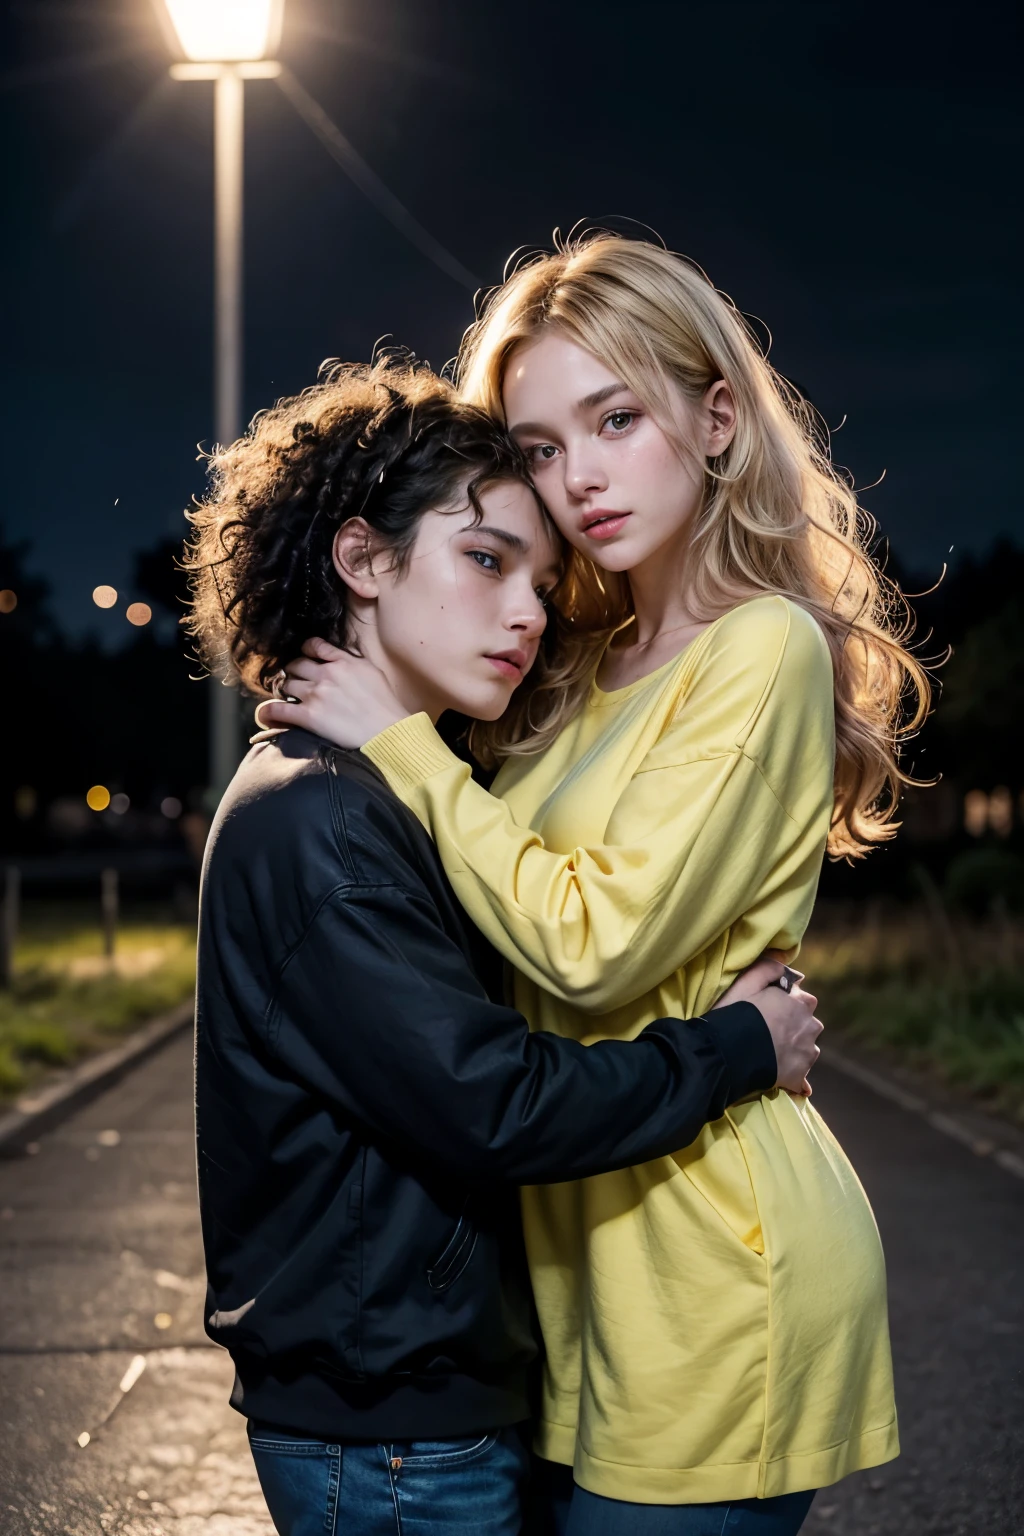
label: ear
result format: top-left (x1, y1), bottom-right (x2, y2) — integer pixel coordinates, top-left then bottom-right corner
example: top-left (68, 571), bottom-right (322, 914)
top-left (702, 380), bottom-right (737, 459)
top-left (332, 518), bottom-right (380, 600)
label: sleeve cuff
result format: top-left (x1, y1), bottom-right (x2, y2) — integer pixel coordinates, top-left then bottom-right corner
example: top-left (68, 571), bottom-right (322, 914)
top-left (361, 713), bottom-right (463, 796)
top-left (707, 1000), bottom-right (777, 1100)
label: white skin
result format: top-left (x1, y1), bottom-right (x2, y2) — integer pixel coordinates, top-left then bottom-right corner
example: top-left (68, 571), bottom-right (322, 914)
top-left (258, 448), bottom-right (821, 1090)
top-left (258, 477), bottom-right (563, 730)
top-left (260, 333), bottom-right (736, 723)
top-left (504, 333), bottom-right (736, 689)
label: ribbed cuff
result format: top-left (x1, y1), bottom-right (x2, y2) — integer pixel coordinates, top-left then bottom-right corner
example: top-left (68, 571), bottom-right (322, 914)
top-left (708, 1000), bottom-right (777, 1101)
top-left (361, 713), bottom-right (462, 795)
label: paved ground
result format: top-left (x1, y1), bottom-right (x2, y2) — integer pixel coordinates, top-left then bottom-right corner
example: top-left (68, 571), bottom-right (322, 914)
top-left (0, 1031), bottom-right (1022, 1535)
top-left (0, 1033), bottom-right (272, 1536)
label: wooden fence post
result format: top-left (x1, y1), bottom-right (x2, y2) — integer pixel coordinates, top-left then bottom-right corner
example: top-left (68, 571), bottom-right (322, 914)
top-left (101, 868), bottom-right (118, 960)
top-left (0, 865), bottom-right (19, 988)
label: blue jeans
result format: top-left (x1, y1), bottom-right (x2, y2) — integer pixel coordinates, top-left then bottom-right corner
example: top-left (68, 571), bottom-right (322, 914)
top-left (247, 1421), bottom-right (529, 1536)
top-left (533, 1459), bottom-right (815, 1536)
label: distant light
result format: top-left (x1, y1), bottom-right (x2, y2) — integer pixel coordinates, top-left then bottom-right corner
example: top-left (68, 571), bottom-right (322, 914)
top-left (161, 796), bottom-right (183, 820)
top-left (153, 1312), bottom-right (173, 1330)
top-left (964, 790), bottom-right (988, 837)
top-left (162, 0), bottom-right (283, 62)
top-left (0, 590), bottom-right (16, 614)
top-left (126, 603), bottom-right (152, 627)
top-left (989, 785), bottom-right (1013, 838)
top-left (77, 1431), bottom-right (91, 1449)
top-left (117, 1353), bottom-right (145, 1394)
top-left (14, 786), bottom-right (37, 820)
top-left (87, 785), bottom-right (111, 812)
top-left (92, 585), bottom-right (118, 609)
top-left (110, 793), bottom-right (131, 816)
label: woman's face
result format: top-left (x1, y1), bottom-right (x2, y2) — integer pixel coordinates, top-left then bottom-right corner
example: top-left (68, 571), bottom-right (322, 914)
top-left (337, 477), bottom-right (562, 723)
top-left (503, 331), bottom-right (732, 575)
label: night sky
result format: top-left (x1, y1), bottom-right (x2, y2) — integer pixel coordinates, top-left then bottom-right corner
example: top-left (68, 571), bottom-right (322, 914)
top-left (2, 0), bottom-right (1020, 640)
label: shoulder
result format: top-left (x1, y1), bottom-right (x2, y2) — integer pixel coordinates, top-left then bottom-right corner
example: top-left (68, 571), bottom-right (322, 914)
top-left (211, 730), bottom-right (438, 894)
top-left (668, 597), bottom-right (832, 756)
top-left (699, 596), bottom-right (831, 698)
top-left (707, 595), bottom-right (829, 669)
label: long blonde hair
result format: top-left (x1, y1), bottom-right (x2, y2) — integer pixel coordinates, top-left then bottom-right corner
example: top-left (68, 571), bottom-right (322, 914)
top-left (457, 234), bottom-right (931, 859)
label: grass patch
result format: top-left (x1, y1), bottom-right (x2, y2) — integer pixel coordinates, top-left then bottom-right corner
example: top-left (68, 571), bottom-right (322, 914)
top-left (0, 902), bottom-right (195, 1103)
top-left (801, 905), bottom-right (1024, 1126)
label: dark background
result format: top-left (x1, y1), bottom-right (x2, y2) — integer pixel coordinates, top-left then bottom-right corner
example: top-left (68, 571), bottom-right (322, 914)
top-left (1, 0), bottom-right (1021, 894)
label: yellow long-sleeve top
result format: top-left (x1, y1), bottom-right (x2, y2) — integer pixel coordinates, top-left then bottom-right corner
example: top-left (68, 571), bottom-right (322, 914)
top-left (363, 595), bottom-right (898, 1504)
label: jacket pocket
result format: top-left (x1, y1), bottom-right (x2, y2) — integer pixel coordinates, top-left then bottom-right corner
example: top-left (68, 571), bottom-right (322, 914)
top-left (427, 1206), bottom-right (479, 1292)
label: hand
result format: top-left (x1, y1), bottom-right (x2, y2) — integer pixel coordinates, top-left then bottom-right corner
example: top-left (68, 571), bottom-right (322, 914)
top-left (254, 638), bottom-right (410, 747)
top-left (715, 956), bottom-right (822, 1096)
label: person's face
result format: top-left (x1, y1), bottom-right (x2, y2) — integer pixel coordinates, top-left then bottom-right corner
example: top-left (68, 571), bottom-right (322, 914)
top-left (338, 477), bottom-right (562, 723)
top-left (503, 331), bottom-right (734, 575)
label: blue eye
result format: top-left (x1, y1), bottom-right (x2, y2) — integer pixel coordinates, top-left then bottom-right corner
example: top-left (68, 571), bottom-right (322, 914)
top-left (470, 550), bottom-right (501, 573)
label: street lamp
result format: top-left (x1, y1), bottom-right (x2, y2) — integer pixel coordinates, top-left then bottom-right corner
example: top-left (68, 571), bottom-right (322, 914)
top-left (162, 1), bottom-right (283, 63)
top-left (158, 0), bottom-right (284, 800)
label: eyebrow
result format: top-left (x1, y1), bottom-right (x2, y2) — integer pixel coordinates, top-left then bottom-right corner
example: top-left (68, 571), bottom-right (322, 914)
top-left (509, 381), bottom-right (632, 437)
top-left (463, 523), bottom-right (530, 553)
top-left (461, 522), bottom-right (563, 581)
top-left (577, 381), bottom-right (631, 411)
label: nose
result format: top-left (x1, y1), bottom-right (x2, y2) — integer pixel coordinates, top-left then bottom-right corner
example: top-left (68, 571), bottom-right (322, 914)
top-left (504, 587), bottom-right (548, 643)
top-left (563, 437), bottom-right (608, 501)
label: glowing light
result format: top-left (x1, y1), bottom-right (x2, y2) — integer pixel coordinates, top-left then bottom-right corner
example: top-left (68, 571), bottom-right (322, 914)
top-left (154, 1312), bottom-right (173, 1330)
top-left (0, 590), bottom-right (16, 614)
top-left (126, 603), bottom-right (152, 627)
top-left (86, 785), bottom-right (111, 812)
top-left (964, 790), bottom-right (988, 837)
top-left (92, 585), bottom-right (118, 609)
top-left (162, 0), bottom-right (283, 62)
top-left (77, 1431), bottom-right (91, 1449)
top-left (14, 786), bottom-right (36, 819)
top-left (118, 1355), bottom-right (146, 1394)
top-left (110, 793), bottom-right (131, 815)
top-left (161, 796), bottom-right (183, 819)
top-left (989, 786), bottom-right (1013, 837)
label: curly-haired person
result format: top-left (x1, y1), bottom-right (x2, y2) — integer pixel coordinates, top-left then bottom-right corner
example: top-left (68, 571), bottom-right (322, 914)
top-left (187, 357), bottom-right (821, 1536)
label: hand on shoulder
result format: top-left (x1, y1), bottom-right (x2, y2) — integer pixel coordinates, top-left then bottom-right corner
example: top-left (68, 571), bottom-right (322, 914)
top-left (254, 638), bottom-right (410, 747)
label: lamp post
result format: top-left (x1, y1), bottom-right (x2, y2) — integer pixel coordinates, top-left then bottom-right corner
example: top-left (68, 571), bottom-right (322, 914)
top-left (159, 1), bottom-right (284, 799)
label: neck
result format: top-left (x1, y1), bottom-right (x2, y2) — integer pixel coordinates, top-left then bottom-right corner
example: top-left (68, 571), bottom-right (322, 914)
top-left (625, 529), bottom-right (699, 648)
top-left (345, 610), bottom-right (443, 724)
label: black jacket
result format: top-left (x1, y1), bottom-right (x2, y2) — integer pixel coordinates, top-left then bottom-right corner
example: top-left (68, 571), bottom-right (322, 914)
top-left (195, 729), bottom-right (776, 1440)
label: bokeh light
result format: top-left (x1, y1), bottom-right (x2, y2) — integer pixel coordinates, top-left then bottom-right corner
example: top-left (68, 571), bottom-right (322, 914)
top-left (14, 786), bottom-right (37, 819)
top-left (160, 796), bottom-right (183, 819)
top-left (0, 590), bottom-right (17, 614)
top-left (989, 785), bottom-right (1013, 837)
top-left (110, 793), bottom-right (131, 815)
top-left (964, 790), bottom-right (988, 837)
top-left (86, 785), bottom-right (111, 812)
top-left (92, 585), bottom-right (118, 609)
top-left (126, 603), bottom-right (152, 627)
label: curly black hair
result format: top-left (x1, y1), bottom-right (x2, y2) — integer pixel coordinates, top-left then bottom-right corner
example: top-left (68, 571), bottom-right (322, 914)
top-left (185, 356), bottom-right (541, 696)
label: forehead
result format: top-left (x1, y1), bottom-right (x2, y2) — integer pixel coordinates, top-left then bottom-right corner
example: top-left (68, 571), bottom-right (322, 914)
top-left (503, 332), bottom-right (621, 417)
top-left (473, 478), bottom-right (564, 563)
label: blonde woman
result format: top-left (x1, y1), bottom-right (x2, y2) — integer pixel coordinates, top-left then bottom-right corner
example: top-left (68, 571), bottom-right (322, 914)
top-left (261, 237), bottom-right (929, 1534)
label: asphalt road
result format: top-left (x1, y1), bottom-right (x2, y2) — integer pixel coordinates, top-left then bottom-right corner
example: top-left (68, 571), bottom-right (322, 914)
top-left (0, 1032), bottom-right (1022, 1536)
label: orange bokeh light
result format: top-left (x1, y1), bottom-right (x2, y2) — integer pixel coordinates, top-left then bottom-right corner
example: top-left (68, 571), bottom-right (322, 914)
top-left (126, 603), bottom-right (152, 627)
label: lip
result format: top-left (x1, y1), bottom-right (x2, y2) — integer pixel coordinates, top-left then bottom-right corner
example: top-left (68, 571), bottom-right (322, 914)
top-left (580, 509), bottom-right (631, 541)
top-left (485, 648), bottom-right (529, 680)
